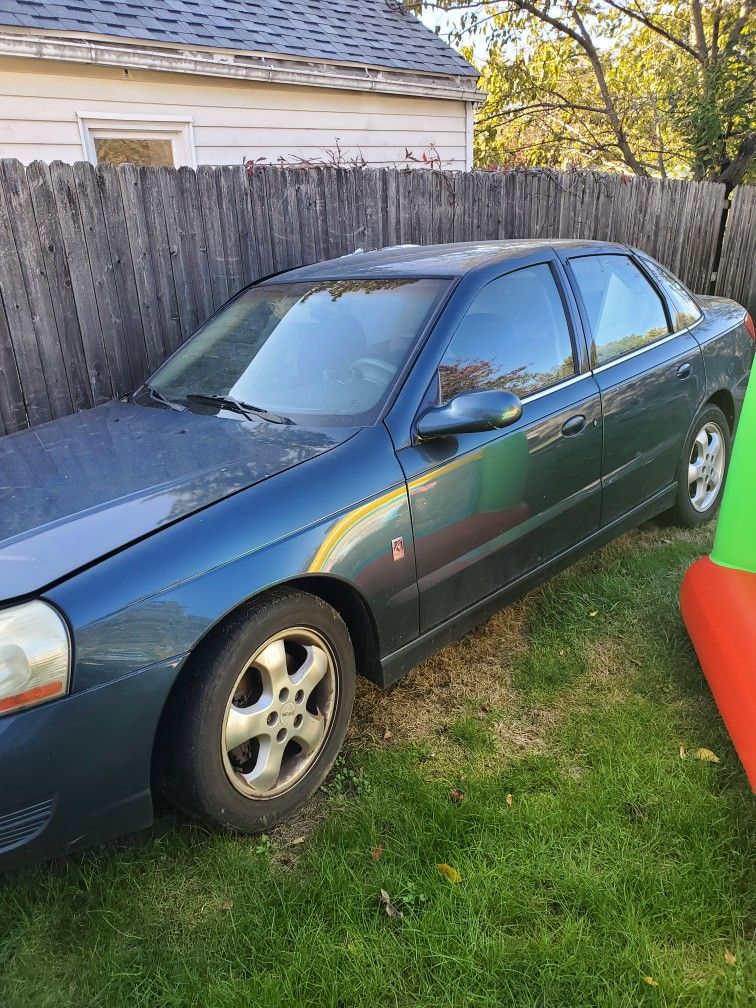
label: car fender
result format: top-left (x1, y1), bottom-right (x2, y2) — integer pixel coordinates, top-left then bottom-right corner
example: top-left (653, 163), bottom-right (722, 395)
top-left (46, 425), bottom-right (417, 694)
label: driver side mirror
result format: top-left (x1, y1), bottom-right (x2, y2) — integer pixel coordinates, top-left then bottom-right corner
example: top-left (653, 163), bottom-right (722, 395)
top-left (416, 389), bottom-right (523, 442)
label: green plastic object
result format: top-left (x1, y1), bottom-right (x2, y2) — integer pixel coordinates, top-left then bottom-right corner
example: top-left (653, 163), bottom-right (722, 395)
top-left (711, 361), bottom-right (756, 575)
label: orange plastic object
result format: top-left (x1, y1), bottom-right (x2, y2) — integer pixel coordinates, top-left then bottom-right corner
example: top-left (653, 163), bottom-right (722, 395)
top-left (680, 555), bottom-right (756, 790)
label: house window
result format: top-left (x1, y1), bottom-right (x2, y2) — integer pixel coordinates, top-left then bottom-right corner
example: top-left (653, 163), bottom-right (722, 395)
top-left (94, 137), bottom-right (174, 167)
top-left (77, 113), bottom-right (197, 168)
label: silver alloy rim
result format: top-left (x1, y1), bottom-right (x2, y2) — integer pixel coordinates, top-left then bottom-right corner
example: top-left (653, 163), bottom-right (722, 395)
top-left (688, 421), bottom-right (725, 513)
top-left (221, 627), bottom-right (337, 798)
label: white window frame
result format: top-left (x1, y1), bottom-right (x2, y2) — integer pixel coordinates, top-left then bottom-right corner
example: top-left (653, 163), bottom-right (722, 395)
top-left (76, 112), bottom-right (197, 168)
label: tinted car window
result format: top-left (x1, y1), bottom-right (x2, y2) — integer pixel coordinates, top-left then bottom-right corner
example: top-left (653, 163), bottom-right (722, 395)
top-left (641, 257), bottom-right (702, 331)
top-left (438, 263), bottom-right (575, 402)
top-left (570, 254), bottom-right (670, 365)
top-left (148, 278), bottom-right (449, 427)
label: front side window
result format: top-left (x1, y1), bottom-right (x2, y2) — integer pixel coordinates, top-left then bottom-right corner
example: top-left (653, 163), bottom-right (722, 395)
top-left (147, 278), bottom-right (449, 427)
top-left (438, 263), bottom-right (576, 402)
top-left (570, 254), bottom-right (670, 365)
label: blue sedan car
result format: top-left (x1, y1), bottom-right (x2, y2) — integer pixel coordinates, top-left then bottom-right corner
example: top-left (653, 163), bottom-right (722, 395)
top-left (1, 240), bottom-right (753, 867)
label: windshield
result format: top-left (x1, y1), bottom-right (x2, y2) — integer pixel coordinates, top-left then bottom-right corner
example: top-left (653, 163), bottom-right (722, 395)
top-left (144, 277), bottom-right (449, 427)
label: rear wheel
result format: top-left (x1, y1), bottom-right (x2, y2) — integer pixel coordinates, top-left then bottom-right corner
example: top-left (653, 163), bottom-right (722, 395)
top-left (669, 404), bottom-right (730, 527)
top-left (157, 589), bottom-right (356, 832)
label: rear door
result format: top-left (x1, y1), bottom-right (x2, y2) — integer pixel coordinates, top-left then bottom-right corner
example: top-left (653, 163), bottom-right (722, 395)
top-left (564, 252), bottom-right (705, 525)
top-left (394, 259), bottom-right (603, 632)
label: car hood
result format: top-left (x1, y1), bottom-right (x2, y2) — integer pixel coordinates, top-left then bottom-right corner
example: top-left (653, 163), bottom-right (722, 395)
top-left (0, 401), bottom-right (350, 600)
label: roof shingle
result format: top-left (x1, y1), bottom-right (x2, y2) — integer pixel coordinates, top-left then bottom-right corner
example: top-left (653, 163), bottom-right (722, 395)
top-left (0, 0), bottom-right (479, 77)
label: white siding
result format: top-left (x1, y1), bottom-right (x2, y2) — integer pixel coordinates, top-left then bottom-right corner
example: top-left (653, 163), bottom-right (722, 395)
top-left (0, 56), bottom-right (468, 168)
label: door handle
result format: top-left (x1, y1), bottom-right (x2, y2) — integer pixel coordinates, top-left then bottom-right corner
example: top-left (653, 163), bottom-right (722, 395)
top-left (561, 414), bottom-right (587, 437)
top-left (677, 362), bottom-right (693, 380)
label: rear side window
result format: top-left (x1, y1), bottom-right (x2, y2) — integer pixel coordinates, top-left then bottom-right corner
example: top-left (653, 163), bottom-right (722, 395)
top-left (570, 254), bottom-right (670, 366)
top-left (642, 258), bottom-right (702, 331)
top-left (438, 263), bottom-right (575, 401)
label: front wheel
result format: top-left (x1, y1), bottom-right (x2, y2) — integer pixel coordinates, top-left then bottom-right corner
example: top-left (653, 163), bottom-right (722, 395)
top-left (157, 589), bottom-right (356, 833)
top-left (669, 404), bottom-right (730, 527)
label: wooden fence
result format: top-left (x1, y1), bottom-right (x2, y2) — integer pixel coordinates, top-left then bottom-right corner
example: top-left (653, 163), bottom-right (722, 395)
top-left (0, 159), bottom-right (750, 437)
top-left (716, 184), bottom-right (756, 317)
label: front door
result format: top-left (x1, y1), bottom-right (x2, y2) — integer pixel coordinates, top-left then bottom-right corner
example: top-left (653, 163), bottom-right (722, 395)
top-left (395, 261), bottom-right (603, 633)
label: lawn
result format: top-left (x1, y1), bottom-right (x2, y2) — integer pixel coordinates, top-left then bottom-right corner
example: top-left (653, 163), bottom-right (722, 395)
top-left (1, 523), bottom-right (754, 1008)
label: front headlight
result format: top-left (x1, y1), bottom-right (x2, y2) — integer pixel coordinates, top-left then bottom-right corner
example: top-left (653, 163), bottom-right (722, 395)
top-left (0, 601), bottom-right (70, 716)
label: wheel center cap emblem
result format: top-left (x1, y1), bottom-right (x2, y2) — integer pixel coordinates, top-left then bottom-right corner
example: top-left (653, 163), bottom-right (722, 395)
top-left (281, 703), bottom-right (297, 724)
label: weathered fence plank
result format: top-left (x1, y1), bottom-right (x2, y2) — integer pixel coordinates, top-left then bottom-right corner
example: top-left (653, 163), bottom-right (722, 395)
top-left (96, 163), bottom-right (150, 386)
top-left (117, 163), bottom-right (168, 372)
top-left (25, 161), bottom-right (91, 418)
top-left (0, 166), bottom-right (55, 429)
top-left (0, 159), bottom-right (73, 420)
top-left (0, 159), bottom-right (750, 436)
top-left (717, 186), bottom-right (756, 317)
top-left (0, 295), bottom-right (23, 436)
top-left (72, 161), bottom-right (135, 398)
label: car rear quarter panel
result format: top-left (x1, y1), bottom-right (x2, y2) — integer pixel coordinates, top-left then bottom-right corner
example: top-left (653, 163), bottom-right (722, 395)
top-left (692, 297), bottom-right (754, 418)
top-left (46, 425), bottom-right (417, 693)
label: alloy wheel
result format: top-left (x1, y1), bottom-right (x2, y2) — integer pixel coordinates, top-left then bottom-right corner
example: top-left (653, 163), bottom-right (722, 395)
top-left (221, 627), bottom-right (337, 798)
top-left (688, 421), bottom-right (725, 513)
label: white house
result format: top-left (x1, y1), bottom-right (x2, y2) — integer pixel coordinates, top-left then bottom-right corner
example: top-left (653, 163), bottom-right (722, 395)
top-left (0, 0), bottom-right (483, 169)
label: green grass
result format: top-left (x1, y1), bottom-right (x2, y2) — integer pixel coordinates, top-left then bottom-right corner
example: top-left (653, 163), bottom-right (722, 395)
top-left (1, 523), bottom-right (755, 1008)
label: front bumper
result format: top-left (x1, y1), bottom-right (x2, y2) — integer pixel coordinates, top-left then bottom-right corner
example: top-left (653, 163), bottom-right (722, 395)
top-left (0, 655), bottom-right (185, 869)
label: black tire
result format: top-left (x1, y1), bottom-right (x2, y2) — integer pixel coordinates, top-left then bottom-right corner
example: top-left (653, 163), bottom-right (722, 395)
top-left (669, 403), bottom-right (731, 528)
top-left (156, 588), bottom-right (356, 832)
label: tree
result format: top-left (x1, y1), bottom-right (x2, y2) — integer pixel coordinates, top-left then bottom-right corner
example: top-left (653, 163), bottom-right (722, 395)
top-left (413, 1), bottom-right (754, 190)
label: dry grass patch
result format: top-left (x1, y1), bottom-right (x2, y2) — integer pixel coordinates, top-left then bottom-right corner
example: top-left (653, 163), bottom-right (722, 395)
top-left (350, 597), bottom-right (532, 756)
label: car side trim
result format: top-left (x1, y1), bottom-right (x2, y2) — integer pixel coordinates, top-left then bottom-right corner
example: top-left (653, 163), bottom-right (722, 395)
top-left (590, 331), bottom-right (685, 374)
top-left (521, 372), bottom-right (588, 404)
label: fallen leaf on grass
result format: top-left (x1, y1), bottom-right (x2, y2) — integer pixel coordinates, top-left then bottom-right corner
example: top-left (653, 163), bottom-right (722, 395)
top-left (221, 900), bottom-right (233, 912)
top-left (642, 976), bottom-right (658, 987)
top-left (449, 788), bottom-right (465, 804)
top-left (679, 744), bottom-right (687, 759)
top-left (437, 863), bottom-right (462, 884)
top-left (588, 610), bottom-right (598, 618)
top-left (693, 747), bottom-right (720, 763)
top-left (383, 728), bottom-right (394, 741)
top-left (505, 793), bottom-right (514, 807)
top-left (290, 836), bottom-right (306, 846)
top-left (724, 950), bottom-right (736, 966)
top-left (379, 889), bottom-right (403, 920)
top-left (372, 846), bottom-right (383, 860)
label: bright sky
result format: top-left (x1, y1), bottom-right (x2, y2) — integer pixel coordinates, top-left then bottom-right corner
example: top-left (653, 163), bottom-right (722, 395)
top-left (418, 5), bottom-right (489, 64)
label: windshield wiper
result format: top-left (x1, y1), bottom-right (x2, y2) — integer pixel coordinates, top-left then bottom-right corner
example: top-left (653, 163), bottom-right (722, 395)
top-left (186, 393), bottom-right (293, 425)
top-left (141, 384), bottom-right (186, 411)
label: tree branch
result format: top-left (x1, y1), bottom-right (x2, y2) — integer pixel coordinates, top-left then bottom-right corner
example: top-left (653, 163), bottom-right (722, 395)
top-left (603, 0), bottom-right (701, 61)
top-left (716, 130), bottom-right (756, 193)
top-left (720, 0), bottom-right (753, 61)
top-left (690, 0), bottom-right (708, 62)
top-left (478, 101), bottom-right (608, 125)
top-left (566, 3), bottom-right (651, 176)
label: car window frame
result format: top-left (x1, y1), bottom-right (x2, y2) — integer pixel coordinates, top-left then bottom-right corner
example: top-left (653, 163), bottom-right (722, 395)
top-left (564, 250), bottom-right (676, 371)
top-left (635, 253), bottom-right (704, 335)
top-left (434, 259), bottom-right (584, 406)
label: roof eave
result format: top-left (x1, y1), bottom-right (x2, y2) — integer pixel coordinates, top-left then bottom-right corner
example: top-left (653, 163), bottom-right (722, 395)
top-left (0, 29), bottom-right (486, 102)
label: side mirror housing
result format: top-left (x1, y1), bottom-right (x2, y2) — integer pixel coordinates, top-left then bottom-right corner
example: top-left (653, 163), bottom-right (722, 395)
top-left (416, 389), bottom-right (523, 441)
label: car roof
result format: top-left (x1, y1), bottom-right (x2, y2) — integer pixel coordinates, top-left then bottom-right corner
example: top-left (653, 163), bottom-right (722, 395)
top-left (267, 239), bottom-right (628, 282)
